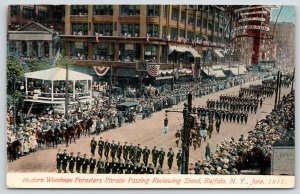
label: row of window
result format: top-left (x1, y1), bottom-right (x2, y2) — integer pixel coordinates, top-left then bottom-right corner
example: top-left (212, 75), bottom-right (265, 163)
top-left (10, 6), bottom-right (50, 21)
top-left (71, 22), bottom-right (223, 38)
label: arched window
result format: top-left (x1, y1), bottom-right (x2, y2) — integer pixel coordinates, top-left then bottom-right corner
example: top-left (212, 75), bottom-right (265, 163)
top-left (42, 41), bottom-right (49, 57)
top-left (32, 41), bottom-right (38, 57)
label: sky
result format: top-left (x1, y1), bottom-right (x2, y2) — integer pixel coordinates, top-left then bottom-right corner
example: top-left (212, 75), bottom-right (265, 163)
top-left (271, 5), bottom-right (295, 23)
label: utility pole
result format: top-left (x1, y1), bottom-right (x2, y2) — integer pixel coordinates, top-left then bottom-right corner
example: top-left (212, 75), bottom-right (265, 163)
top-left (277, 72), bottom-right (282, 105)
top-left (65, 61), bottom-right (69, 119)
top-left (109, 65), bottom-right (112, 108)
top-left (274, 71), bottom-right (280, 110)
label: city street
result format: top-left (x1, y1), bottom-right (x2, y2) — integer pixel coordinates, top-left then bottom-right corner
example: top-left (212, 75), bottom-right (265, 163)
top-left (7, 79), bottom-right (292, 174)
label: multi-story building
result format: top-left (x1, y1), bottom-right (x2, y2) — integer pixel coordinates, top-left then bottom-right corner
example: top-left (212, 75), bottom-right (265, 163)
top-left (8, 5), bottom-right (64, 34)
top-left (60, 5), bottom-right (227, 83)
top-left (271, 22), bottom-right (295, 66)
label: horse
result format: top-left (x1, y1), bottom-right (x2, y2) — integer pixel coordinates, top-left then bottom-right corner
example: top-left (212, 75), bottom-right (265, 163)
top-left (35, 130), bottom-right (43, 148)
top-left (7, 140), bottom-right (22, 162)
top-left (83, 118), bottom-right (94, 137)
top-left (64, 126), bottom-right (77, 147)
top-left (43, 129), bottom-right (57, 149)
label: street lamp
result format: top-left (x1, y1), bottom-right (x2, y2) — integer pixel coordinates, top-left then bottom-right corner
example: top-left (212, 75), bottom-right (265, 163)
top-left (164, 93), bottom-right (193, 174)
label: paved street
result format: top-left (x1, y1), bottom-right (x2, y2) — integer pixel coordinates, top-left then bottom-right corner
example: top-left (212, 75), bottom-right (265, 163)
top-left (7, 79), bottom-right (291, 174)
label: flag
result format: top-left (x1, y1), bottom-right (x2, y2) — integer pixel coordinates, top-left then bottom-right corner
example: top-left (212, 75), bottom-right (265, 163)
top-left (94, 66), bottom-right (110, 76)
top-left (95, 32), bottom-right (99, 43)
top-left (177, 37), bottom-right (182, 43)
top-left (166, 34), bottom-right (171, 42)
top-left (147, 64), bottom-right (160, 77)
top-left (146, 33), bottom-right (150, 42)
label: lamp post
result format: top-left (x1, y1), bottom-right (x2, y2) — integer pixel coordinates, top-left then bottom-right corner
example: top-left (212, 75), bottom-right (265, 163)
top-left (165, 93), bottom-right (193, 174)
top-left (65, 58), bottom-right (69, 119)
top-left (109, 64), bottom-right (112, 108)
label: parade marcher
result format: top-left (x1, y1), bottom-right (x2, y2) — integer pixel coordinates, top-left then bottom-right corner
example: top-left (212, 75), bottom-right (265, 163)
top-left (96, 157), bottom-right (105, 174)
top-left (158, 148), bottom-right (165, 168)
top-left (118, 160), bottom-right (125, 174)
top-left (104, 139), bottom-right (110, 159)
top-left (205, 142), bottom-right (211, 161)
top-left (167, 148), bottom-right (174, 170)
top-left (56, 149), bottom-right (63, 173)
top-left (75, 152), bottom-right (83, 173)
top-left (110, 140), bottom-right (118, 160)
top-left (142, 146), bottom-right (150, 166)
top-left (152, 146), bottom-right (159, 167)
top-left (97, 137), bottom-right (104, 158)
top-left (68, 152), bottom-right (75, 173)
top-left (105, 159), bottom-right (111, 173)
top-left (175, 130), bottom-right (181, 147)
top-left (90, 137), bottom-right (97, 156)
top-left (135, 144), bottom-right (142, 164)
top-left (123, 142), bottom-right (129, 161)
top-left (128, 143), bottom-right (135, 161)
top-left (215, 119), bottom-right (221, 133)
top-left (117, 141), bottom-right (123, 161)
top-left (156, 165), bottom-right (163, 174)
top-left (111, 159), bottom-right (119, 174)
top-left (89, 154), bottom-right (96, 174)
top-left (147, 163), bottom-right (155, 174)
top-left (176, 149), bottom-right (182, 171)
top-left (61, 149), bottom-right (69, 173)
top-left (81, 154), bottom-right (90, 173)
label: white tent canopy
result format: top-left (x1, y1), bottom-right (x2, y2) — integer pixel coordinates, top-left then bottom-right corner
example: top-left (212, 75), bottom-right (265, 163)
top-left (24, 67), bottom-right (92, 81)
top-left (202, 67), bottom-right (216, 76)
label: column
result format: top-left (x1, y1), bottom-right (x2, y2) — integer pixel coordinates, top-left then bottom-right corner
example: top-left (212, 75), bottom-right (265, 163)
top-left (177, 5), bottom-right (181, 39)
top-left (65, 5), bottom-right (71, 35)
top-left (26, 41), bottom-right (30, 57)
top-left (49, 42), bottom-right (53, 59)
top-left (157, 45), bottom-right (162, 63)
top-left (73, 80), bottom-right (76, 101)
top-left (37, 41), bottom-right (42, 58)
top-left (88, 43), bottom-right (93, 60)
top-left (88, 5), bottom-right (93, 36)
top-left (140, 44), bottom-right (145, 61)
top-left (51, 80), bottom-right (54, 101)
top-left (113, 5), bottom-right (119, 36)
top-left (25, 78), bottom-right (28, 96)
top-left (140, 5), bottom-right (146, 38)
top-left (114, 43), bottom-right (119, 61)
top-left (159, 5), bottom-right (163, 39)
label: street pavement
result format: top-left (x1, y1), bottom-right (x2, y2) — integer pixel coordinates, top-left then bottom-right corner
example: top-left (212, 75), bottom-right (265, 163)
top-left (7, 79), bottom-right (292, 174)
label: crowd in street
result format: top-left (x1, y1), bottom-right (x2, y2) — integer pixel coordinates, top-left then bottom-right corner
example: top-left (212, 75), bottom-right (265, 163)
top-left (6, 71), bottom-right (276, 163)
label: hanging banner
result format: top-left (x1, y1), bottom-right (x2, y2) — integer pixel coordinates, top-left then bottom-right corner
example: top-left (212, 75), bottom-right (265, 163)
top-left (239, 17), bottom-right (266, 23)
top-left (240, 10), bottom-right (268, 16)
top-left (93, 66), bottom-right (110, 76)
top-left (233, 25), bottom-right (270, 32)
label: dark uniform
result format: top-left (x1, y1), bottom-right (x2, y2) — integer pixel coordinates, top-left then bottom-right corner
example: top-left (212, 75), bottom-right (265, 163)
top-left (110, 141), bottom-right (118, 159)
top-left (81, 155), bottom-right (90, 173)
top-left (147, 164), bottom-right (155, 174)
top-left (111, 161), bottom-right (119, 174)
top-left (128, 143), bottom-right (135, 161)
top-left (125, 162), bottom-right (133, 174)
top-left (90, 138), bottom-right (97, 156)
top-left (105, 160), bottom-right (111, 173)
top-left (104, 140), bottom-right (110, 159)
top-left (158, 148), bottom-right (165, 168)
top-left (167, 148), bottom-right (174, 170)
top-left (123, 142), bottom-right (129, 160)
top-left (135, 145), bottom-right (142, 163)
top-left (116, 142), bottom-right (123, 160)
top-left (61, 150), bottom-right (69, 173)
top-left (118, 162), bottom-right (125, 174)
top-left (156, 165), bottom-right (163, 174)
top-left (68, 152), bottom-right (76, 173)
top-left (151, 146), bottom-right (159, 167)
top-left (75, 153), bottom-right (83, 173)
top-left (142, 146), bottom-right (150, 166)
top-left (98, 137), bottom-right (104, 158)
top-left (176, 150), bottom-right (182, 171)
top-left (56, 149), bottom-right (63, 173)
top-left (89, 156), bottom-right (96, 174)
top-left (96, 159), bottom-right (105, 174)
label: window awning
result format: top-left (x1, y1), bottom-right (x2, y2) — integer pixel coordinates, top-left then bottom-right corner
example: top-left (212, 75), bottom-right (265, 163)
top-left (214, 70), bottom-right (226, 78)
top-left (168, 45), bottom-right (201, 58)
top-left (213, 49), bottom-right (224, 58)
top-left (202, 67), bottom-right (216, 76)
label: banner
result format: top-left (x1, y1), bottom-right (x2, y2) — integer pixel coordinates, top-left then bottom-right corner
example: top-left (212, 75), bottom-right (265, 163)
top-left (239, 17), bottom-right (266, 23)
top-left (93, 66), bottom-right (110, 77)
top-left (233, 25), bottom-right (270, 32)
top-left (147, 64), bottom-right (160, 77)
top-left (240, 10), bottom-right (268, 16)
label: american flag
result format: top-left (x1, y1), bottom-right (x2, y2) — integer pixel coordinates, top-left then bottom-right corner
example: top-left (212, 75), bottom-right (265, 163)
top-left (95, 32), bottom-right (99, 43)
top-left (147, 65), bottom-right (160, 77)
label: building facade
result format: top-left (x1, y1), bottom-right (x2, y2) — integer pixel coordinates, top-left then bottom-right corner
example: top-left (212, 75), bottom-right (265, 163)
top-left (60, 5), bottom-right (227, 82)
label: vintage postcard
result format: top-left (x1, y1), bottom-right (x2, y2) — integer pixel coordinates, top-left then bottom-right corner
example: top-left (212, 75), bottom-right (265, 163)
top-left (6, 4), bottom-right (295, 188)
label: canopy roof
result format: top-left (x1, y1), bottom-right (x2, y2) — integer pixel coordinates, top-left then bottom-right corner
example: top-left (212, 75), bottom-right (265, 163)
top-left (202, 67), bottom-right (216, 76)
top-left (214, 70), bottom-right (226, 78)
top-left (24, 67), bottom-right (92, 81)
top-left (168, 45), bottom-right (201, 58)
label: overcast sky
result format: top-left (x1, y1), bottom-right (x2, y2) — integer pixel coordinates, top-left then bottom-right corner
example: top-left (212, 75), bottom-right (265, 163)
top-left (271, 6), bottom-right (295, 23)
